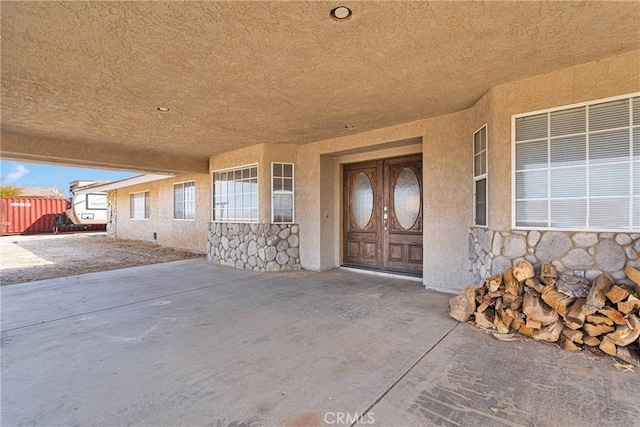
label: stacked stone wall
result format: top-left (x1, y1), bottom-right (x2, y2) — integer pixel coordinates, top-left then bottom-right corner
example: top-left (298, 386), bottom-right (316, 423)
top-left (469, 228), bottom-right (640, 286)
top-left (207, 222), bottom-right (300, 272)
top-left (106, 190), bottom-right (117, 238)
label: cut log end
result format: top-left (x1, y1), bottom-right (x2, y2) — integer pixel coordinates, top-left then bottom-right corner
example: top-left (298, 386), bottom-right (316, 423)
top-left (449, 286), bottom-right (476, 323)
top-left (599, 337), bottom-right (617, 356)
top-left (606, 285), bottom-right (630, 304)
top-left (604, 314), bottom-right (640, 347)
top-left (624, 266), bottom-right (640, 287)
top-left (566, 298), bottom-right (587, 326)
top-left (583, 323), bottom-right (615, 337)
top-left (598, 306), bottom-right (628, 326)
top-left (532, 319), bottom-right (563, 342)
top-left (513, 259), bottom-right (535, 282)
top-left (541, 285), bottom-right (576, 315)
top-left (582, 274), bottom-right (613, 315)
top-left (582, 335), bottom-right (601, 347)
top-left (618, 294), bottom-right (640, 315)
top-left (561, 327), bottom-right (584, 344)
top-left (559, 335), bottom-right (581, 351)
top-left (523, 292), bottom-right (559, 326)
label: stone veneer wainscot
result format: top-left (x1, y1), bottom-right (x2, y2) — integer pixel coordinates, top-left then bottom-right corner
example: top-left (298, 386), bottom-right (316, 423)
top-left (106, 190), bottom-right (117, 238)
top-left (208, 222), bottom-right (300, 272)
top-left (469, 228), bottom-right (640, 287)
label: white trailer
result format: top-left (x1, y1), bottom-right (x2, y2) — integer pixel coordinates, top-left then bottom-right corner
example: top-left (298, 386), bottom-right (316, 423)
top-left (65, 181), bottom-right (108, 225)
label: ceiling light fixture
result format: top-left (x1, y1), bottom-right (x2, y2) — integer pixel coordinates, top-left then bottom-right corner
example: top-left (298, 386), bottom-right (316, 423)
top-left (157, 106), bottom-right (170, 112)
top-left (330, 6), bottom-right (352, 22)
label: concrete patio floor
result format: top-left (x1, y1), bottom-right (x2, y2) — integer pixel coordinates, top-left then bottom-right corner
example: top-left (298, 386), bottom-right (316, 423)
top-left (1, 259), bottom-right (638, 427)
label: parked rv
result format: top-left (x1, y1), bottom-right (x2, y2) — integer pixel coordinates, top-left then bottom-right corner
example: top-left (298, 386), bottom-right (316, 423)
top-left (56, 181), bottom-right (108, 228)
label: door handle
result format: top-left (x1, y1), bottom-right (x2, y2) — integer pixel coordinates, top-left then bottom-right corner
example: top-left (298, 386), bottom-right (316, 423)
top-left (383, 206), bottom-right (388, 230)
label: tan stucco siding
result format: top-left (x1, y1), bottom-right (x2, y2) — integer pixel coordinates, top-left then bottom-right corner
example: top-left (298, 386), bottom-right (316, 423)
top-left (115, 173), bottom-right (211, 253)
top-left (205, 50), bottom-right (639, 292)
top-left (291, 50), bottom-right (639, 290)
top-left (487, 49), bottom-right (640, 230)
top-left (209, 143), bottom-right (297, 224)
top-left (295, 126), bottom-right (431, 274)
top-left (421, 110), bottom-right (475, 290)
top-left (299, 116), bottom-right (475, 290)
top-left (1, 131), bottom-right (208, 175)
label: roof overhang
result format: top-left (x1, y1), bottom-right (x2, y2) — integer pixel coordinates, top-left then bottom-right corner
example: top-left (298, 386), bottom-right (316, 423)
top-left (74, 174), bottom-right (174, 194)
top-left (2, 2), bottom-right (639, 172)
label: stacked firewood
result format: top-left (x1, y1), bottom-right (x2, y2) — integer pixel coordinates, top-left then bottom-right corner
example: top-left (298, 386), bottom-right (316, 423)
top-left (450, 260), bottom-right (640, 366)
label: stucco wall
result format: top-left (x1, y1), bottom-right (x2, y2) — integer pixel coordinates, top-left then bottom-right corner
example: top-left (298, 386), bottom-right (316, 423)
top-left (487, 49), bottom-right (640, 230)
top-left (296, 132), bottom-right (431, 274)
top-left (204, 50), bottom-right (639, 293)
top-left (420, 111), bottom-right (475, 292)
top-left (293, 50), bottom-right (638, 292)
top-left (209, 143), bottom-right (297, 224)
top-left (115, 173), bottom-right (210, 253)
top-left (459, 50), bottom-right (640, 289)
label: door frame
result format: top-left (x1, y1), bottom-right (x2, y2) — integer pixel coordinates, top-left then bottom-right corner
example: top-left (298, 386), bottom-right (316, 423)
top-left (341, 153), bottom-right (423, 277)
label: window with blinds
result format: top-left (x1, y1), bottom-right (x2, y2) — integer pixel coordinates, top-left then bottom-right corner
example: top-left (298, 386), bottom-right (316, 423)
top-left (473, 125), bottom-right (488, 227)
top-left (514, 94), bottom-right (640, 231)
top-left (174, 181), bottom-right (195, 220)
top-left (272, 162), bottom-right (294, 223)
top-left (130, 191), bottom-right (150, 219)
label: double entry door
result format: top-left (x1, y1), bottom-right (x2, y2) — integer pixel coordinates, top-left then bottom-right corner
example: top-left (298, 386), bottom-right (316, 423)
top-left (343, 154), bottom-right (423, 275)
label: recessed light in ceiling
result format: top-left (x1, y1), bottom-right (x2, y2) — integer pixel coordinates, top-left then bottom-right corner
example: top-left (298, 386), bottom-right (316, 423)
top-left (330, 6), bottom-right (352, 22)
top-left (157, 106), bottom-right (170, 112)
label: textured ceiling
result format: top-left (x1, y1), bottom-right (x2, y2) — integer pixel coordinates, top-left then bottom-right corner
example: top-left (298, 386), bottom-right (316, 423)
top-left (2, 1), bottom-right (639, 166)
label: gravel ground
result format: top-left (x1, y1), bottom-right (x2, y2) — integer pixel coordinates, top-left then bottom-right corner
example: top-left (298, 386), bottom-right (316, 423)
top-left (0, 233), bottom-right (203, 285)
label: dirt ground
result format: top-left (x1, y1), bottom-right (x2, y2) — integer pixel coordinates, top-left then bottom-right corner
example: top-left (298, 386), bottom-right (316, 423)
top-left (0, 233), bottom-right (203, 285)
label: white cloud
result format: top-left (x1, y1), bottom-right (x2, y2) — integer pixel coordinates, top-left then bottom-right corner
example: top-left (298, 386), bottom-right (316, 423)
top-left (2, 164), bottom-right (30, 184)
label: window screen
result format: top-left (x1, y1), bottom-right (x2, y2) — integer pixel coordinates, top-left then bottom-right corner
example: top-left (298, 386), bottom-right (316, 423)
top-left (514, 95), bottom-right (639, 231)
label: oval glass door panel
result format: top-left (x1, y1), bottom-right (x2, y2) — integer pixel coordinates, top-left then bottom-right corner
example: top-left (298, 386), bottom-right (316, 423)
top-left (351, 172), bottom-right (374, 229)
top-left (394, 168), bottom-right (421, 229)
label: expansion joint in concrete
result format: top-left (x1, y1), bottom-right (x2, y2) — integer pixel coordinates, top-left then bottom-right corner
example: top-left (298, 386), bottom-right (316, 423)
top-left (350, 322), bottom-right (460, 427)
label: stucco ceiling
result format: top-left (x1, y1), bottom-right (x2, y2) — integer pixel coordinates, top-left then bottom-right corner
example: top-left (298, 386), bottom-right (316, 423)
top-left (1, 1), bottom-right (639, 170)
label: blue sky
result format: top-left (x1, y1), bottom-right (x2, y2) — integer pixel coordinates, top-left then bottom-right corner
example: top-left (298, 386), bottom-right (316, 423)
top-left (0, 160), bottom-right (137, 194)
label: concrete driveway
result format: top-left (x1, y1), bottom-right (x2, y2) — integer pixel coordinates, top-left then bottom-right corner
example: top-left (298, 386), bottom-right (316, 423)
top-left (1, 259), bottom-right (638, 426)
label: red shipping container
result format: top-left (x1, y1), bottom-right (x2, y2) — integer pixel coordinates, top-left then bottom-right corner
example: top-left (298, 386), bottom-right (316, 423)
top-left (0, 197), bottom-right (68, 235)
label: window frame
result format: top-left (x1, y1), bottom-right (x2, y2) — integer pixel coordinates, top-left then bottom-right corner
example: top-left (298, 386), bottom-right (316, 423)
top-left (271, 162), bottom-right (295, 224)
top-left (211, 163), bottom-right (259, 223)
top-left (85, 193), bottom-right (107, 211)
top-left (473, 124), bottom-right (488, 227)
top-left (511, 92), bottom-right (640, 232)
top-left (129, 190), bottom-right (150, 220)
top-left (173, 180), bottom-right (196, 221)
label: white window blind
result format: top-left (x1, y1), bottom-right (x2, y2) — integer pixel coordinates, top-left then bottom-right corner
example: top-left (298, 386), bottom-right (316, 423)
top-left (174, 181), bottom-right (195, 220)
top-left (130, 191), bottom-right (150, 219)
top-left (473, 125), bottom-right (488, 227)
top-left (514, 95), bottom-right (640, 231)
